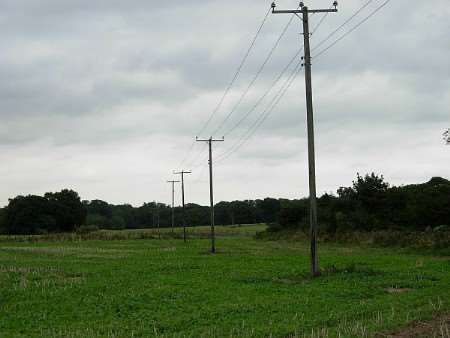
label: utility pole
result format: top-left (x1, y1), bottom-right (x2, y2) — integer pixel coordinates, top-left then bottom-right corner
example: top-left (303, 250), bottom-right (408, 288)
top-left (272, 1), bottom-right (338, 277)
top-left (167, 180), bottom-right (180, 233)
top-left (174, 170), bottom-right (192, 243)
top-left (196, 137), bottom-right (224, 253)
top-left (153, 201), bottom-right (161, 239)
top-left (156, 206), bottom-right (161, 239)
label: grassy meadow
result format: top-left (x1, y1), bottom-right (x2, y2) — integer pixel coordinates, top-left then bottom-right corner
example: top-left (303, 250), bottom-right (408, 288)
top-left (0, 224), bottom-right (449, 337)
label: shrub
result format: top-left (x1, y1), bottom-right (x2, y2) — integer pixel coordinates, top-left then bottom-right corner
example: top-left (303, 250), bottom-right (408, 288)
top-left (76, 225), bottom-right (99, 235)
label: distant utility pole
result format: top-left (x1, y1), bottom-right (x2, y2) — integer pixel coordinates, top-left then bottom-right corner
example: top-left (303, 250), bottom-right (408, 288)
top-left (153, 201), bottom-right (161, 239)
top-left (272, 1), bottom-right (338, 277)
top-left (174, 170), bottom-right (192, 243)
top-left (156, 207), bottom-right (161, 239)
top-left (196, 137), bottom-right (225, 253)
top-left (167, 180), bottom-right (180, 233)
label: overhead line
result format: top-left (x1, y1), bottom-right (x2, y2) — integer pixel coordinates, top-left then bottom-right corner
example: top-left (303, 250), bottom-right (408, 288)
top-left (177, 7), bottom-right (271, 168)
top-left (311, 0), bottom-right (375, 52)
top-left (310, 4), bottom-right (334, 35)
top-left (216, 60), bottom-right (303, 164)
top-left (223, 48), bottom-right (303, 137)
top-left (185, 143), bottom-right (208, 168)
top-left (314, 0), bottom-right (393, 59)
top-left (197, 7), bottom-right (272, 137)
top-left (210, 9), bottom-right (298, 136)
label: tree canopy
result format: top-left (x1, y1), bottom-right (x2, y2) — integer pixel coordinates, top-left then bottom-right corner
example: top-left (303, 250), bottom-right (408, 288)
top-left (2, 190), bottom-right (85, 234)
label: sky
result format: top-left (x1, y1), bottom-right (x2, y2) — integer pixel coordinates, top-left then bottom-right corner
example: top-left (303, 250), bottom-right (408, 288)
top-left (0, 0), bottom-right (449, 207)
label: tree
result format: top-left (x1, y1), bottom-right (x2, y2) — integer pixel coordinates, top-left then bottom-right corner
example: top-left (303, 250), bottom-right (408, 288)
top-left (3, 190), bottom-right (85, 234)
top-left (84, 200), bottom-right (112, 218)
top-left (4, 195), bottom-right (55, 234)
top-left (352, 173), bottom-right (389, 210)
top-left (0, 207), bottom-right (7, 234)
top-left (258, 198), bottom-right (281, 223)
top-left (45, 189), bottom-right (86, 232)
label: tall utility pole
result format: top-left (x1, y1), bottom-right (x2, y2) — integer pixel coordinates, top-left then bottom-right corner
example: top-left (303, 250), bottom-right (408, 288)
top-left (196, 137), bottom-right (224, 253)
top-left (272, 1), bottom-right (338, 277)
top-left (167, 180), bottom-right (180, 233)
top-left (174, 170), bottom-right (192, 243)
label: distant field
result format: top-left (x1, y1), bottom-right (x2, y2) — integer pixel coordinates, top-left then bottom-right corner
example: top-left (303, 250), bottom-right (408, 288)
top-left (0, 224), bottom-right (449, 337)
top-left (130, 224), bottom-right (267, 237)
top-left (0, 224), bottom-right (267, 243)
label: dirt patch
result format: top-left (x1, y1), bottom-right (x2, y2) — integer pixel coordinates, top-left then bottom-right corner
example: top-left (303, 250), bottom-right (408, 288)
top-left (385, 287), bottom-right (412, 294)
top-left (377, 314), bottom-right (450, 337)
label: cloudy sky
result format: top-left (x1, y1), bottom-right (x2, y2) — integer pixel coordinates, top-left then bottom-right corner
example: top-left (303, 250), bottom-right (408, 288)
top-left (0, 0), bottom-right (448, 207)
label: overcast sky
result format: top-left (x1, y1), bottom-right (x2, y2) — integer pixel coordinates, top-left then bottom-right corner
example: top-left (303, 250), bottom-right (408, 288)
top-left (0, 0), bottom-right (449, 207)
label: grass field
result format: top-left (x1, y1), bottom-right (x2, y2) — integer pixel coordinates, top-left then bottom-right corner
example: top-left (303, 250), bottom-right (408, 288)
top-left (0, 224), bottom-right (449, 337)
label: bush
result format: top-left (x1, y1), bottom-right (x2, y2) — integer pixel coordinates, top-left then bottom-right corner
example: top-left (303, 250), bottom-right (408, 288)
top-left (76, 225), bottom-right (100, 235)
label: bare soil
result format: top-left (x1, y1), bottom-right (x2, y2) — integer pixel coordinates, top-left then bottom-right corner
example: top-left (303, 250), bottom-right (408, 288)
top-left (377, 314), bottom-right (450, 338)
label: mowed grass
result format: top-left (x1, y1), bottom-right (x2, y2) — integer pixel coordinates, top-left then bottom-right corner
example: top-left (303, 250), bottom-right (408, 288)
top-left (0, 225), bottom-right (449, 337)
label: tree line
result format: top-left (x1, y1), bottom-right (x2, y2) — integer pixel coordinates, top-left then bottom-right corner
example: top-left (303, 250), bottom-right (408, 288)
top-left (0, 174), bottom-right (449, 235)
top-left (277, 174), bottom-right (450, 232)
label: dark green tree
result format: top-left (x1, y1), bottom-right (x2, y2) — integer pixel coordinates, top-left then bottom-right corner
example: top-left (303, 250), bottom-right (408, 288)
top-left (4, 195), bottom-right (55, 234)
top-left (45, 190), bottom-right (86, 232)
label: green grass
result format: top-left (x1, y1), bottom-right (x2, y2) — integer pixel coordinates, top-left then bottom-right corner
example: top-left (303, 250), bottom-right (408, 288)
top-left (0, 224), bottom-right (449, 337)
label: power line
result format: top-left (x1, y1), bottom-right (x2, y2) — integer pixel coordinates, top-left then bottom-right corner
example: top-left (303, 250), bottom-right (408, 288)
top-left (193, 161), bottom-right (209, 183)
top-left (215, 64), bottom-right (295, 162)
top-left (217, 62), bottom-right (301, 164)
top-left (310, 4), bottom-right (334, 35)
top-left (311, 0), bottom-right (375, 53)
top-left (222, 48), bottom-right (303, 138)
top-left (210, 9), bottom-right (298, 136)
top-left (190, 151), bottom-right (209, 169)
top-left (197, 8), bottom-right (272, 137)
top-left (177, 8), bottom-right (271, 168)
top-left (216, 60), bottom-right (303, 164)
top-left (314, 0), bottom-right (392, 59)
top-left (185, 142), bottom-right (208, 169)
top-left (177, 141), bottom-right (197, 169)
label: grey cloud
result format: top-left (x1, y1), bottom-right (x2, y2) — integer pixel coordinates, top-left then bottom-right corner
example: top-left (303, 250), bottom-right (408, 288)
top-left (0, 0), bottom-right (449, 206)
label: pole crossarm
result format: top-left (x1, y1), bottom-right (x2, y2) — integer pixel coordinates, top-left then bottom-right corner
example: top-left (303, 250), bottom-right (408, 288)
top-left (271, 1), bottom-right (338, 14)
top-left (196, 137), bottom-right (225, 143)
top-left (174, 170), bottom-right (192, 175)
top-left (273, 9), bottom-right (337, 14)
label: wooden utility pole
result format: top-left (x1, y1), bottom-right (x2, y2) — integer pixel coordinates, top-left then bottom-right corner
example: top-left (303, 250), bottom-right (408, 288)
top-left (174, 170), bottom-right (192, 243)
top-left (167, 180), bottom-right (180, 233)
top-left (153, 201), bottom-right (161, 239)
top-left (196, 137), bottom-right (224, 253)
top-left (272, 1), bottom-right (338, 277)
top-left (157, 208), bottom-right (161, 239)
